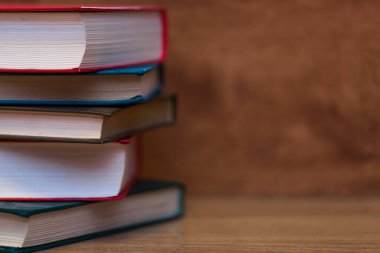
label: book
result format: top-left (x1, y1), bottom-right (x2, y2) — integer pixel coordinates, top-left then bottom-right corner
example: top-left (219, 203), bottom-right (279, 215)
top-left (0, 5), bottom-right (166, 72)
top-left (0, 137), bottom-right (139, 201)
top-left (0, 64), bottom-right (163, 105)
top-left (0, 94), bottom-right (176, 143)
top-left (0, 180), bottom-right (185, 253)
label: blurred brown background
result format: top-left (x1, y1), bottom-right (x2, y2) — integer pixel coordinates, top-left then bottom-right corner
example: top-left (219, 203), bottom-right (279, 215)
top-left (9, 0), bottom-right (380, 196)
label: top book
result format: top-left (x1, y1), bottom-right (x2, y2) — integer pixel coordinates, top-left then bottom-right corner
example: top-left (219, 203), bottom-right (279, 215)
top-left (0, 5), bottom-right (167, 72)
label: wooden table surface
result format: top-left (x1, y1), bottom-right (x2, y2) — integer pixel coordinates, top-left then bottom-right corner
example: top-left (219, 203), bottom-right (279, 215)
top-left (46, 196), bottom-right (380, 253)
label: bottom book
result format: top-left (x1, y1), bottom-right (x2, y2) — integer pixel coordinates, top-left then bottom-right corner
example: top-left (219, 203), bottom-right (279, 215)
top-left (0, 180), bottom-right (185, 253)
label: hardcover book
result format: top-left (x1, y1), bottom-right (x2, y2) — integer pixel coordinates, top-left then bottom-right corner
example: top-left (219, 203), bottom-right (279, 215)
top-left (0, 94), bottom-right (176, 143)
top-left (0, 64), bottom-right (163, 105)
top-left (0, 180), bottom-right (185, 253)
top-left (0, 137), bottom-right (139, 201)
top-left (0, 5), bottom-right (167, 72)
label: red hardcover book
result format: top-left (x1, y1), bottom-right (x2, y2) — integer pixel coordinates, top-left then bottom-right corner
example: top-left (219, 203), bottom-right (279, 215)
top-left (0, 5), bottom-right (167, 73)
top-left (0, 137), bottom-right (140, 201)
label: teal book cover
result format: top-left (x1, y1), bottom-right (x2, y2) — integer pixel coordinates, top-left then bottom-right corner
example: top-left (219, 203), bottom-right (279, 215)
top-left (0, 64), bottom-right (164, 106)
top-left (0, 180), bottom-right (185, 253)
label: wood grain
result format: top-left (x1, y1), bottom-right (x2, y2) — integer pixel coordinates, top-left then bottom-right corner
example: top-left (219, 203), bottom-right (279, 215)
top-left (8, 0), bottom-right (380, 195)
top-left (44, 196), bottom-right (380, 253)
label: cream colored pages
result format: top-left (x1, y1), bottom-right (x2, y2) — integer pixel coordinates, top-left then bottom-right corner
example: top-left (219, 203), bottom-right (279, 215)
top-left (0, 142), bottom-right (129, 198)
top-left (0, 12), bottom-right (86, 69)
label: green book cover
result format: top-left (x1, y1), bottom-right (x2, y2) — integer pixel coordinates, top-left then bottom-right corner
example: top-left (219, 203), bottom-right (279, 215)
top-left (0, 180), bottom-right (185, 253)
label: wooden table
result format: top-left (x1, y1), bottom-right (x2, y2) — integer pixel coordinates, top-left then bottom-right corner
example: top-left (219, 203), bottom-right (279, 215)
top-left (47, 196), bottom-right (380, 252)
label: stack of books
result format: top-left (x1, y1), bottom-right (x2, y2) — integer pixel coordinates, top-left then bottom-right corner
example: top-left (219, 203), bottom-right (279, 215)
top-left (0, 5), bottom-right (184, 253)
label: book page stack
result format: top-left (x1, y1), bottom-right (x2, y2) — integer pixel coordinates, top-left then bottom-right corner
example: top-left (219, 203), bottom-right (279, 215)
top-left (0, 5), bottom-right (184, 253)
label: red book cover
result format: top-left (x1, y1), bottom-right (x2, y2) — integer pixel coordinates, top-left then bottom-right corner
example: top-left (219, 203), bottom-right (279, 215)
top-left (0, 137), bottom-right (140, 201)
top-left (0, 5), bottom-right (167, 73)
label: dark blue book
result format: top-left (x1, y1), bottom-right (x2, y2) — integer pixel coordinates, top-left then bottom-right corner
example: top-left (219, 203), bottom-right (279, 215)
top-left (0, 180), bottom-right (185, 253)
top-left (0, 64), bottom-right (163, 106)
top-left (0, 94), bottom-right (176, 143)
